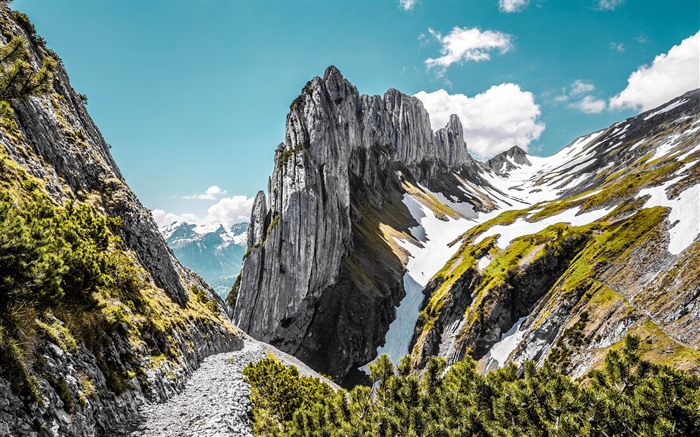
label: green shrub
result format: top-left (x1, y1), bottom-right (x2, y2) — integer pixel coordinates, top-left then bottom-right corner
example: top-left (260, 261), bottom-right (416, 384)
top-left (243, 337), bottom-right (700, 436)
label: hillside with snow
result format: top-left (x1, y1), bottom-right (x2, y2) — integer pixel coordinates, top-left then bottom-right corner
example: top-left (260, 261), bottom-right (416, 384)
top-left (394, 89), bottom-right (700, 376)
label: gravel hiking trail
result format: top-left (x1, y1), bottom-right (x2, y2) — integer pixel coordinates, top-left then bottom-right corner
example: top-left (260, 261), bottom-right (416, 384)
top-left (126, 336), bottom-right (335, 436)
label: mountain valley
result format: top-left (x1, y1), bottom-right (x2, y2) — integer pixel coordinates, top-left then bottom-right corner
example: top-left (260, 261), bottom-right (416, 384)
top-left (161, 221), bottom-right (248, 298)
top-left (0, 3), bottom-right (698, 435)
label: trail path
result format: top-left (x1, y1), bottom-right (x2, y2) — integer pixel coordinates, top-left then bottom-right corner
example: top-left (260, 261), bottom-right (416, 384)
top-left (127, 336), bottom-right (334, 437)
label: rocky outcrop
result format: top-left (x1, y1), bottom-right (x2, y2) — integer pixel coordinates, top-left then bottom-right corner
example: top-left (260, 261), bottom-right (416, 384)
top-left (410, 91), bottom-right (700, 377)
top-left (486, 145), bottom-right (531, 175)
top-left (0, 7), bottom-right (243, 435)
top-left (232, 66), bottom-right (477, 382)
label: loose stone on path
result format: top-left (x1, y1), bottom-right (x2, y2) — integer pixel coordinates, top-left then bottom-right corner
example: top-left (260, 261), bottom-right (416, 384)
top-left (128, 339), bottom-right (267, 437)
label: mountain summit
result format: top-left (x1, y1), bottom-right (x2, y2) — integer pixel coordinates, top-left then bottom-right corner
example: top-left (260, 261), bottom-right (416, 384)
top-left (232, 66), bottom-right (700, 383)
top-left (232, 66), bottom-right (487, 381)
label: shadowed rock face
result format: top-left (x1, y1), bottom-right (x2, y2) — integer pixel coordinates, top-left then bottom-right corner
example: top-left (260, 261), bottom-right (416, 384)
top-left (232, 66), bottom-right (478, 381)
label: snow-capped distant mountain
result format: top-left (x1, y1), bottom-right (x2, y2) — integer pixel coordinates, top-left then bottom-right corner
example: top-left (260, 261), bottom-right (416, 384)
top-left (160, 222), bottom-right (248, 297)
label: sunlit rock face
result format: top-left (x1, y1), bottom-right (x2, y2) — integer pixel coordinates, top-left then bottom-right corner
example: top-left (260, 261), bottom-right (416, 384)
top-left (232, 66), bottom-right (482, 382)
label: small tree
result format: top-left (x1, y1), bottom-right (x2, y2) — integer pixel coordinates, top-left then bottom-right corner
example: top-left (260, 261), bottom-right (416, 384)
top-left (0, 35), bottom-right (55, 101)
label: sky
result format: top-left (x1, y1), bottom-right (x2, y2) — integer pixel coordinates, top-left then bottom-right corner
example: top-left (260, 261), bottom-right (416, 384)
top-left (12, 0), bottom-right (700, 227)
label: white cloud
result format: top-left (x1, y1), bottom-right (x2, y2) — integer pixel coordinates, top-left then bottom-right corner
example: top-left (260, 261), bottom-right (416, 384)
top-left (499, 0), bottom-right (529, 13)
top-left (570, 80), bottom-right (595, 96)
top-left (610, 31), bottom-right (700, 112)
top-left (425, 27), bottom-right (514, 77)
top-left (205, 196), bottom-right (256, 228)
top-left (414, 84), bottom-right (545, 158)
top-left (609, 41), bottom-right (625, 52)
top-left (571, 95), bottom-right (607, 113)
top-left (182, 185), bottom-right (228, 200)
top-left (153, 195), bottom-right (255, 228)
top-left (597, 0), bottom-right (624, 11)
top-left (152, 209), bottom-right (200, 227)
top-left (552, 80), bottom-right (606, 113)
top-left (399, 0), bottom-right (417, 10)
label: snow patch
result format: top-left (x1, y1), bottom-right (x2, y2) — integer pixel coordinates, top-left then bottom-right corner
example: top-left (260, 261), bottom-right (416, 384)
top-left (474, 206), bottom-right (613, 250)
top-left (638, 178), bottom-right (700, 255)
top-left (628, 138), bottom-right (647, 151)
top-left (651, 134), bottom-right (681, 161)
top-left (612, 124), bottom-right (629, 137)
top-left (373, 275), bottom-right (425, 366)
top-left (428, 188), bottom-right (478, 219)
top-left (372, 194), bottom-right (472, 366)
top-left (477, 256), bottom-right (491, 271)
top-left (644, 99), bottom-right (689, 121)
top-left (487, 317), bottom-right (527, 368)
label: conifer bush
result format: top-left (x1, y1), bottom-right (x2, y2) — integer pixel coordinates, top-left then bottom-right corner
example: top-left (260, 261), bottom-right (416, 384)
top-left (243, 336), bottom-right (700, 436)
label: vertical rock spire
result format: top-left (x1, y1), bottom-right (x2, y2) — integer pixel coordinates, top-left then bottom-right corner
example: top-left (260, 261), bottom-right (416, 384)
top-left (232, 66), bottom-right (475, 381)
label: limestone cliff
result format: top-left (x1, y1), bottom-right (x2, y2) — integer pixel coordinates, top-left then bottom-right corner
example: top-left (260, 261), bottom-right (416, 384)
top-left (0, 7), bottom-right (242, 436)
top-left (232, 66), bottom-right (481, 382)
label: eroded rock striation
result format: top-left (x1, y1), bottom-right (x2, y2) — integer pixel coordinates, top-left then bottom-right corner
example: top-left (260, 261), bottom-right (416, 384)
top-left (232, 66), bottom-right (480, 381)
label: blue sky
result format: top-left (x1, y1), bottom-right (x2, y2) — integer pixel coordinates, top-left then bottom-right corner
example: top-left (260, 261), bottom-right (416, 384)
top-left (12, 0), bottom-right (700, 226)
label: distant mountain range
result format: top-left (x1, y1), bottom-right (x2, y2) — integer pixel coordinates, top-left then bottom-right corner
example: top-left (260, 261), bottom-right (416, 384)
top-left (160, 222), bottom-right (248, 297)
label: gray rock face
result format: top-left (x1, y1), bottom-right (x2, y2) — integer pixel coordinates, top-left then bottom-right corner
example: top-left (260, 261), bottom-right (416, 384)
top-left (233, 66), bottom-right (475, 381)
top-left (486, 145), bottom-right (531, 175)
top-left (0, 7), bottom-right (242, 436)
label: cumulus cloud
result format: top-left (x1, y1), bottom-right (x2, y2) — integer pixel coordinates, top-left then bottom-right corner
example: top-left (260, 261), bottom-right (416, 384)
top-left (152, 209), bottom-right (200, 227)
top-left (182, 185), bottom-right (227, 200)
top-left (414, 84), bottom-right (544, 158)
top-left (571, 95), bottom-right (607, 113)
top-left (425, 27), bottom-right (514, 77)
top-left (205, 196), bottom-right (256, 227)
top-left (153, 195), bottom-right (255, 228)
top-left (552, 80), bottom-right (605, 113)
top-left (570, 80), bottom-right (596, 96)
top-left (610, 31), bottom-right (700, 112)
top-left (499, 0), bottom-right (529, 13)
top-left (597, 0), bottom-right (624, 11)
top-left (399, 0), bottom-right (417, 10)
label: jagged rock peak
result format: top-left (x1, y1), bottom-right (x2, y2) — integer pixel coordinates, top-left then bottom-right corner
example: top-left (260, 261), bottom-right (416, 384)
top-left (232, 67), bottom-right (476, 380)
top-left (246, 190), bottom-right (267, 249)
top-left (282, 66), bottom-right (471, 172)
top-left (486, 145), bottom-right (531, 174)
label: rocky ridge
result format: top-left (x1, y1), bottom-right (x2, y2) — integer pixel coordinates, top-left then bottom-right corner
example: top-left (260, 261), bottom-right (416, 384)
top-left (0, 7), bottom-right (244, 436)
top-left (232, 66), bottom-right (484, 382)
top-left (410, 89), bottom-right (700, 376)
top-left (233, 64), bottom-right (700, 384)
